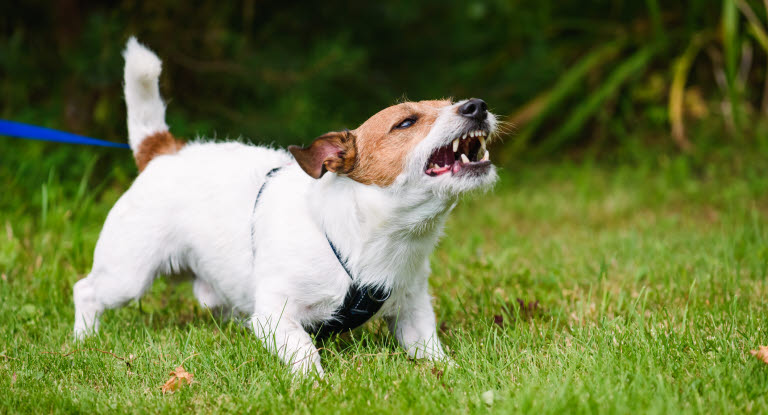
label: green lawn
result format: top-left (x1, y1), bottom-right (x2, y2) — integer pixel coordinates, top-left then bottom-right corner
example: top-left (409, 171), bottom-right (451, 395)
top-left (1, 142), bottom-right (767, 414)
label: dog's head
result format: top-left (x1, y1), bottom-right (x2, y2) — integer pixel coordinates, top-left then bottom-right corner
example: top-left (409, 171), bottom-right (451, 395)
top-left (289, 98), bottom-right (498, 195)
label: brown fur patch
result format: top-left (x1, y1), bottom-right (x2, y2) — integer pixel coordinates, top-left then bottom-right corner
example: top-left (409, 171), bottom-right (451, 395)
top-left (135, 131), bottom-right (185, 172)
top-left (289, 99), bottom-right (452, 186)
top-left (347, 100), bottom-right (450, 186)
top-left (288, 131), bottom-right (356, 179)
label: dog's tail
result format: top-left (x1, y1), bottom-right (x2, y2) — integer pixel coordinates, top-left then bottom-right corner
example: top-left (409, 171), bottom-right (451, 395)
top-left (123, 37), bottom-right (183, 172)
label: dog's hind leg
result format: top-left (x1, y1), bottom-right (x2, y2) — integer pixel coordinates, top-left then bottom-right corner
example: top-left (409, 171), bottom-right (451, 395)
top-left (73, 257), bottom-right (158, 340)
top-left (192, 279), bottom-right (223, 308)
top-left (193, 278), bottom-right (232, 319)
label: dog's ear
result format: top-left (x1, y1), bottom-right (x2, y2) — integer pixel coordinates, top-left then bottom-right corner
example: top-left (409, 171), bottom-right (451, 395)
top-left (289, 130), bottom-right (357, 179)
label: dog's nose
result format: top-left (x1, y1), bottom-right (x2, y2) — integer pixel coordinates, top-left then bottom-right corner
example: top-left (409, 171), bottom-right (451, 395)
top-left (458, 98), bottom-right (488, 121)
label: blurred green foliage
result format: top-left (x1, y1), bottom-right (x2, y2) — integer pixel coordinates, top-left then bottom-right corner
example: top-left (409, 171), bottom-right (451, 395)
top-left (2, 0), bottom-right (768, 164)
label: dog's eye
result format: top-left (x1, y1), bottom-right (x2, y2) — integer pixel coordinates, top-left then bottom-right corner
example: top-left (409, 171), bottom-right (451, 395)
top-left (394, 117), bottom-right (417, 130)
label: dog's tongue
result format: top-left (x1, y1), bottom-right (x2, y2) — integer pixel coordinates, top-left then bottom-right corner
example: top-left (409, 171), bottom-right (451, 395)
top-left (426, 165), bottom-right (451, 175)
top-left (451, 161), bottom-right (461, 174)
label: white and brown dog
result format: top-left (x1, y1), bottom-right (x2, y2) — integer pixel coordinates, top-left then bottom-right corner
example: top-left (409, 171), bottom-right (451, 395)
top-left (72, 38), bottom-right (498, 376)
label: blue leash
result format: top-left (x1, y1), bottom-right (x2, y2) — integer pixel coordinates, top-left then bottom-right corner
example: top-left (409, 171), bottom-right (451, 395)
top-left (0, 119), bottom-right (130, 149)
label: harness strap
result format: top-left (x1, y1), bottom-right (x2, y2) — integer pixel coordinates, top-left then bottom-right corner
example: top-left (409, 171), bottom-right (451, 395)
top-left (250, 164), bottom-right (391, 340)
top-left (255, 167), bottom-right (283, 205)
top-left (250, 167), bottom-right (283, 261)
top-left (313, 236), bottom-right (391, 340)
top-left (326, 236), bottom-right (353, 280)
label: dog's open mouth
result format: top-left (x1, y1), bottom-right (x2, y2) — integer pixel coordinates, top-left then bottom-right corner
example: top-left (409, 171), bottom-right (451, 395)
top-left (425, 129), bottom-right (490, 177)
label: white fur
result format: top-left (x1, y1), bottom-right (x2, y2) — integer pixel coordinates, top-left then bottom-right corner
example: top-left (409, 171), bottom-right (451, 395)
top-left (123, 37), bottom-right (168, 152)
top-left (73, 39), bottom-right (498, 376)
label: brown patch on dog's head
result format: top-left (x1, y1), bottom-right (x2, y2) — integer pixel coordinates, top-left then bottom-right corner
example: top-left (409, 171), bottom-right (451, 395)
top-left (349, 100), bottom-right (450, 186)
top-left (288, 130), bottom-right (357, 179)
top-left (291, 99), bottom-right (452, 186)
top-left (135, 131), bottom-right (185, 172)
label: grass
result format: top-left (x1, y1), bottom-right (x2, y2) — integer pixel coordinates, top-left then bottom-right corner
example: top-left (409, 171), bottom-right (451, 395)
top-left (1, 139), bottom-right (767, 414)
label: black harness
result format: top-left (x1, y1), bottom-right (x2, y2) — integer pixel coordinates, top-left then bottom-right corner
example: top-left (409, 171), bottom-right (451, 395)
top-left (252, 166), bottom-right (391, 340)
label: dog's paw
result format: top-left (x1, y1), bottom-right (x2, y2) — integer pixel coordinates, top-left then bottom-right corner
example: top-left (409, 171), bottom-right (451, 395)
top-left (443, 357), bottom-right (459, 369)
top-left (72, 327), bottom-right (92, 342)
top-left (290, 358), bottom-right (325, 380)
top-left (72, 319), bottom-right (99, 341)
top-left (426, 351), bottom-right (457, 369)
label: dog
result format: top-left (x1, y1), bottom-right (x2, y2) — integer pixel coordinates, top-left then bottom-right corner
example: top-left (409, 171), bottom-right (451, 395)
top-left (72, 37), bottom-right (498, 376)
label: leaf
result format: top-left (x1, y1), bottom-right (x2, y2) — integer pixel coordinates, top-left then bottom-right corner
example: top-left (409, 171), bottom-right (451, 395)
top-left (721, 0), bottom-right (744, 129)
top-left (750, 346), bottom-right (768, 365)
top-left (508, 41), bottom-right (624, 154)
top-left (536, 44), bottom-right (659, 155)
top-left (736, 0), bottom-right (768, 53)
top-left (161, 366), bottom-right (195, 394)
top-left (669, 33), bottom-right (708, 152)
top-left (431, 366), bottom-right (444, 380)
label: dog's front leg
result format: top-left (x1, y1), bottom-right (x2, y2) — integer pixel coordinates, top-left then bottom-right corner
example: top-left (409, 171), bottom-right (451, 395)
top-left (250, 312), bottom-right (323, 377)
top-left (386, 287), bottom-right (449, 361)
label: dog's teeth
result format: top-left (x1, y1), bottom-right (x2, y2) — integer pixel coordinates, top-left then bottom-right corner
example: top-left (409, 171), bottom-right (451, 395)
top-left (452, 139), bottom-right (459, 152)
top-left (462, 133), bottom-right (467, 139)
top-left (479, 136), bottom-right (486, 149)
top-left (460, 154), bottom-right (470, 164)
top-left (481, 150), bottom-right (490, 161)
